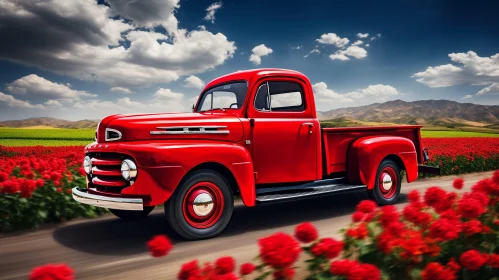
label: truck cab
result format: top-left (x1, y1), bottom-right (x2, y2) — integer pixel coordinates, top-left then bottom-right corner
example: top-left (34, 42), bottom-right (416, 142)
top-left (73, 68), bottom-right (438, 239)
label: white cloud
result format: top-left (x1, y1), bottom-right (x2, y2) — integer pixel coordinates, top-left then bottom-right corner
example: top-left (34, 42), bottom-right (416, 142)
top-left (352, 40), bottom-right (363, 46)
top-left (249, 44), bottom-right (273, 65)
top-left (153, 88), bottom-right (184, 101)
top-left (44, 100), bottom-right (63, 108)
top-left (357, 33), bottom-right (369, 39)
top-left (0, 0), bottom-right (236, 87)
top-left (290, 45), bottom-right (303, 50)
top-left (462, 95), bottom-right (473, 99)
top-left (316, 33), bottom-right (349, 48)
top-left (6, 74), bottom-right (96, 101)
top-left (413, 51), bottom-right (499, 97)
top-left (370, 33), bottom-right (382, 41)
top-left (477, 83), bottom-right (499, 96)
top-left (0, 92), bottom-right (44, 109)
top-left (365, 44), bottom-right (370, 47)
top-left (313, 82), bottom-right (400, 111)
top-left (204, 2), bottom-right (222, 23)
top-left (183, 75), bottom-right (205, 89)
top-left (304, 49), bottom-right (320, 58)
top-left (105, 0), bottom-right (179, 33)
top-left (111, 87), bottom-right (133, 94)
top-left (329, 46), bottom-right (367, 61)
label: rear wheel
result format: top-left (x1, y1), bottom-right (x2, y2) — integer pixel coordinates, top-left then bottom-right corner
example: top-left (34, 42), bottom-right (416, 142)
top-left (165, 169), bottom-right (234, 240)
top-left (109, 206), bottom-right (155, 220)
top-left (368, 159), bottom-right (401, 205)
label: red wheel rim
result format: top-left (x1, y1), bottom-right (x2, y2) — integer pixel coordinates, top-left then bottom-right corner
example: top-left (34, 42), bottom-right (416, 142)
top-left (379, 167), bottom-right (398, 199)
top-left (182, 182), bottom-right (224, 229)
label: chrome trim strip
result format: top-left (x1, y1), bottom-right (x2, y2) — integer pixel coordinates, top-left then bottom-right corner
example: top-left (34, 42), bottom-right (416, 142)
top-left (105, 128), bottom-right (122, 142)
top-left (150, 130), bottom-right (230, 135)
top-left (72, 187), bottom-right (143, 211)
top-left (156, 126), bottom-right (228, 130)
top-left (150, 125), bottom-right (229, 135)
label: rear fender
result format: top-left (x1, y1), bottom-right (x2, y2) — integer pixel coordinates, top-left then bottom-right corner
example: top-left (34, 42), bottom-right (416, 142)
top-left (116, 142), bottom-right (256, 206)
top-left (347, 136), bottom-right (418, 189)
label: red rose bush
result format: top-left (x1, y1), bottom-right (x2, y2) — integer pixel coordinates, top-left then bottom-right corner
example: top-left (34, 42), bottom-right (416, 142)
top-left (168, 172), bottom-right (498, 279)
top-left (0, 146), bottom-right (107, 231)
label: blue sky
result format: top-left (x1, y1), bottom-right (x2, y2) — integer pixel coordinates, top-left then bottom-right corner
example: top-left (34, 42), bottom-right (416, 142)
top-left (0, 0), bottom-right (498, 120)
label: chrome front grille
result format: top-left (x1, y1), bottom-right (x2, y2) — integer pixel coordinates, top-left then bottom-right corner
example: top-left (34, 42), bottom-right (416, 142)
top-left (87, 153), bottom-right (128, 194)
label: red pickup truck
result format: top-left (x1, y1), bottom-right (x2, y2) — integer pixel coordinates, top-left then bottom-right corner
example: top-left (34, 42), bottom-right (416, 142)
top-left (73, 69), bottom-right (439, 239)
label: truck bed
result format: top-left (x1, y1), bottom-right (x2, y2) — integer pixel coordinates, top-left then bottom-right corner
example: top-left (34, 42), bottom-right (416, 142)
top-left (322, 125), bottom-right (423, 175)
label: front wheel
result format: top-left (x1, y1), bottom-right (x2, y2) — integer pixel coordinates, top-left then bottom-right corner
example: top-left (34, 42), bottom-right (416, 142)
top-left (165, 169), bottom-right (234, 240)
top-left (109, 206), bottom-right (155, 220)
top-left (368, 159), bottom-right (401, 205)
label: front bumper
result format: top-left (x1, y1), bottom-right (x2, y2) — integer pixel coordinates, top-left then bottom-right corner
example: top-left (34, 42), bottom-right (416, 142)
top-left (72, 187), bottom-right (144, 211)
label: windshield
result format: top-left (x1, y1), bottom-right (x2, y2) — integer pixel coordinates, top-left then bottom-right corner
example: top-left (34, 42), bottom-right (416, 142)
top-left (197, 82), bottom-right (248, 112)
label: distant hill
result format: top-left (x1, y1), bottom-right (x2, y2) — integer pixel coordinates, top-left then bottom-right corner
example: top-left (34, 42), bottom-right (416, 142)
top-left (0, 117), bottom-right (98, 129)
top-left (319, 100), bottom-right (499, 128)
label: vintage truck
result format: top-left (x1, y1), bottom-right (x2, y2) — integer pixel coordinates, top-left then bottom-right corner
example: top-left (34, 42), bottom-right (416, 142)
top-left (73, 68), bottom-right (439, 239)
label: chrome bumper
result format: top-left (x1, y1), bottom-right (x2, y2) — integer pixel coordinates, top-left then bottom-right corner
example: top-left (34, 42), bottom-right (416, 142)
top-left (72, 187), bottom-right (144, 211)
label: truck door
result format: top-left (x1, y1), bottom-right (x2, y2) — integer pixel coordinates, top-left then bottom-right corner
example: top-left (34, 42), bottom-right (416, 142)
top-left (247, 78), bottom-right (318, 184)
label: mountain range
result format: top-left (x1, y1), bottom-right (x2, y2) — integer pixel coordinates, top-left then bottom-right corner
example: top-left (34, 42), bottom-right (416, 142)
top-left (0, 100), bottom-right (498, 130)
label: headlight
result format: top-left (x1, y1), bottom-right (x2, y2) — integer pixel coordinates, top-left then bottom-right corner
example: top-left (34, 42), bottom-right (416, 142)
top-left (121, 159), bottom-right (137, 181)
top-left (83, 156), bottom-right (92, 174)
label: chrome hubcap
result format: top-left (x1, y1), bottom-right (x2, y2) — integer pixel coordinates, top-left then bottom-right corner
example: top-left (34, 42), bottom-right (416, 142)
top-left (382, 174), bottom-right (393, 190)
top-left (192, 192), bottom-right (214, 217)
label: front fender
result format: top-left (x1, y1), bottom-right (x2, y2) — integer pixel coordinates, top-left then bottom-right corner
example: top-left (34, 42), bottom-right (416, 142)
top-left (116, 141), bottom-right (255, 206)
top-left (347, 136), bottom-right (418, 189)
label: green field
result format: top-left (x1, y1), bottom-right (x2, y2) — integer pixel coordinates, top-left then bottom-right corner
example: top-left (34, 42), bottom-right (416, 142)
top-left (0, 128), bottom-right (94, 146)
top-left (0, 127), bottom-right (498, 146)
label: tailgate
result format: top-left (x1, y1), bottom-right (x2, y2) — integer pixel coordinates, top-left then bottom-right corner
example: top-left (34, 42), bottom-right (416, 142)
top-left (322, 125), bottom-right (424, 175)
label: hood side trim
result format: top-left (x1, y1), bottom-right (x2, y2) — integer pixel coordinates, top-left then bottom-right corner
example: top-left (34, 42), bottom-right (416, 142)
top-left (150, 125), bottom-right (229, 135)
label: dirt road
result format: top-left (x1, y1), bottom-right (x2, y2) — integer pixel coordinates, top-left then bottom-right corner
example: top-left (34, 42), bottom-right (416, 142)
top-left (0, 171), bottom-right (493, 279)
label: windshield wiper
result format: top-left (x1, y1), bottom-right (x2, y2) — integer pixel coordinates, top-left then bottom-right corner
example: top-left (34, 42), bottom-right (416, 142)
top-left (204, 108), bottom-right (226, 113)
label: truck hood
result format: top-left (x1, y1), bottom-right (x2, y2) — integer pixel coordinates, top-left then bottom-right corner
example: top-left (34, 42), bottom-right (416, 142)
top-left (98, 112), bottom-right (244, 143)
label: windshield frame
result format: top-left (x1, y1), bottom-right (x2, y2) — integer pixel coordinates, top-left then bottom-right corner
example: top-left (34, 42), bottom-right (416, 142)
top-left (195, 80), bottom-right (249, 113)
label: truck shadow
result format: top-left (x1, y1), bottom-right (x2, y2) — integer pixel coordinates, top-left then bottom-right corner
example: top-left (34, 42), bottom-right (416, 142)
top-left (53, 191), bottom-right (408, 256)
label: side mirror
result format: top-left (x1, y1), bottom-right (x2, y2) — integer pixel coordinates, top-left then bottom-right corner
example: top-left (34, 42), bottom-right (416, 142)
top-left (191, 104), bottom-right (195, 112)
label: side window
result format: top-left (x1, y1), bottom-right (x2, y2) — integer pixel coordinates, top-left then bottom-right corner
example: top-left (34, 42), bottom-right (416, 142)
top-left (254, 83), bottom-right (270, 111)
top-left (254, 81), bottom-right (304, 112)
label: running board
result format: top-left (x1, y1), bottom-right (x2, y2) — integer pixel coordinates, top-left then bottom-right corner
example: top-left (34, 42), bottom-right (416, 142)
top-left (255, 179), bottom-right (366, 204)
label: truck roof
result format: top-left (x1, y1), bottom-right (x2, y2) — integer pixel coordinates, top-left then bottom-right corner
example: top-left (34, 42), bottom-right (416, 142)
top-left (204, 68), bottom-right (310, 91)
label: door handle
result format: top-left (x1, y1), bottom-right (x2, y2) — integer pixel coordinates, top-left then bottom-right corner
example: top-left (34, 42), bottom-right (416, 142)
top-left (301, 122), bottom-right (314, 134)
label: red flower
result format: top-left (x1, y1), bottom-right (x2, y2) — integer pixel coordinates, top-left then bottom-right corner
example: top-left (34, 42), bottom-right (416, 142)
top-left (347, 223), bottom-right (368, 240)
top-left (258, 232), bottom-right (301, 268)
top-left (352, 211), bottom-right (365, 223)
top-left (408, 190), bottom-right (421, 205)
top-left (460, 250), bottom-right (488, 271)
top-left (458, 192), bottom-right (488, 219)
top-left (273, 267), bottom-right (295, 280)
top-left (462, 220), bottom-right (484, 236)
top-left (453, 178), bottom-right (464, 190)
top-left (352, 263), bottom-right (381, 280)
top-left (429, 219), bottom-right (460, 240)
top-left (421, 262), bottom-right (455, 280)
top-left (215, 256), bottom-right (235, 274)
top-left (447, 258), bottom-right (461, 273)
top-left (311, 237), bottom-right (343, 259)
top-left (0, 171), bottom-right (9, 182)
top-left (488, 254), bottom-right (499, 268)
top-left (357, 200), bottom-right (377, 214)
top-left (29, 264), bottom-right (74, 280)
top-left (146, 235), bottom-right (172, 257)
top-left (294, 222), bottom-right (318, 243)
top-left (379, 205), bottom-right (400, 228)
top-left (57, 187), bottom-right (62, 193)
top-left (402, 205), bottom-right (431, 226)
top-left (330, 259), bottom-right (358, 276)
top-left (424, 187), bottom-right (446, 208)
top-left (239, 263), bottom-right (255, 276)
top-left (178, 260), bottom-right (201, 280)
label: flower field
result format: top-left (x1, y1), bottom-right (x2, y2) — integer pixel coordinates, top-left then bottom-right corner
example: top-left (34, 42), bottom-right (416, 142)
top-left (0, 146), bottom-right (106, 232)
top-left (422, 137), bottom-right (499, 176)
top-left (0, 135), bottom-right (498, 232)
